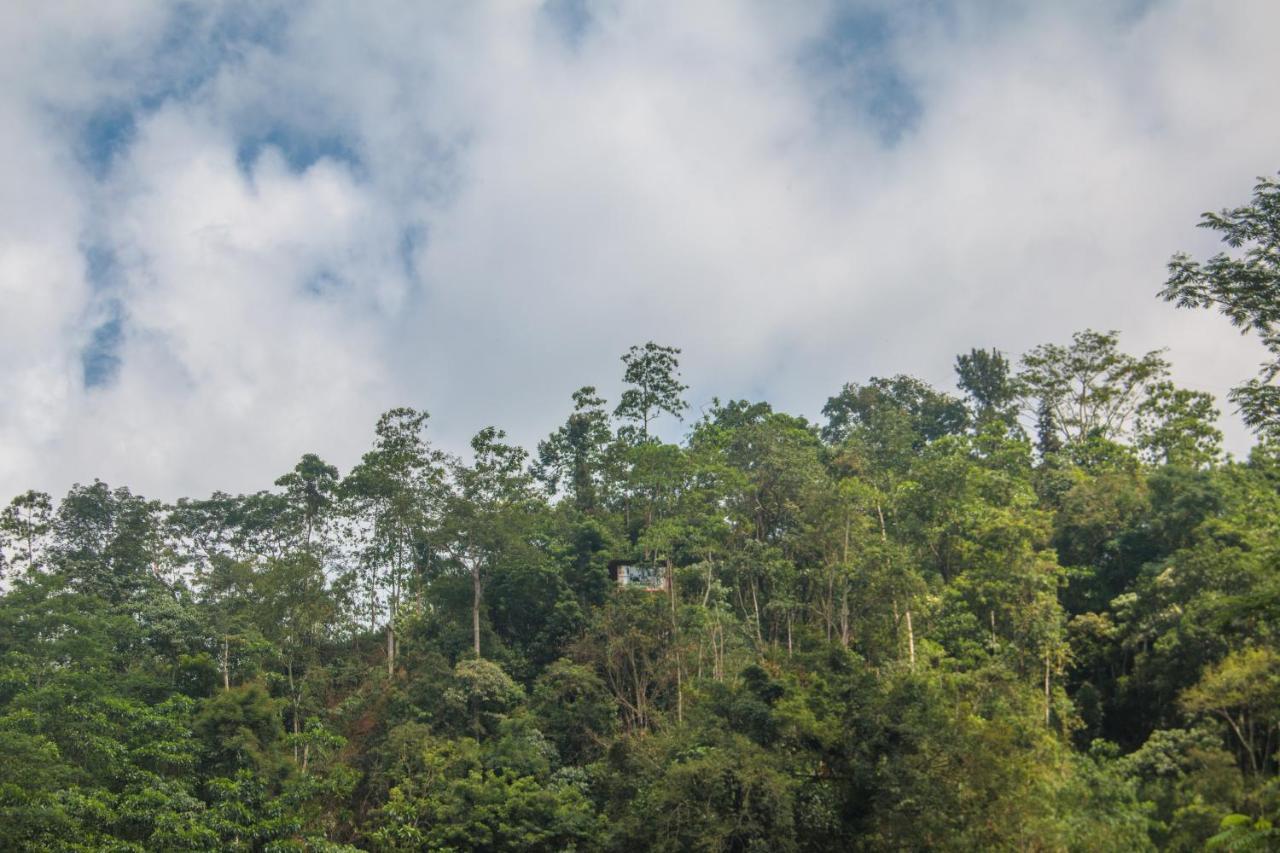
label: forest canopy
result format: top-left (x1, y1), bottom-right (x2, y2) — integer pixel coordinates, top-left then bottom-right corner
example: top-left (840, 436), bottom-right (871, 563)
top-left (3, 175), bottom-right (1280, 851)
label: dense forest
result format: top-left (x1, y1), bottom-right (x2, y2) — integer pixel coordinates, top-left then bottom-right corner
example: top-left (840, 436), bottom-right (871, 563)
top-left (2, 176), bottom-right (1280, 851)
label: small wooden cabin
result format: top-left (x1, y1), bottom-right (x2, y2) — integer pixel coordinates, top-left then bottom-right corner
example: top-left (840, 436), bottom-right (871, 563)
top-left (607, 559), bottom-right (669, 592)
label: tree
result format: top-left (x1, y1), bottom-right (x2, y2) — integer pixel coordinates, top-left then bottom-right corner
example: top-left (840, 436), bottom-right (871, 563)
top-left (368, 731), bottom-right (602, 852)
top-left (530, 658), bottom-right (618, 765)
top-left (193, 682), bottom-right (288, 781)
top-left (955, 348), bottom-right (1019, 428)
top-left (614, 342), bottom-right (688, 442)
top-left (533, 386), bottom-right (612, 511)
top-left (0, 490), bottom-right (52, 579)
top-left (1162, 173), bottom-right (1280, 437)
top-left (274, 454), bottom-right (340, 547)
top-left (1181, 647), bottom-right (1280, 776)
top-left (1135, 381), bottom-right (1223, 467)
top-left (1017, 330), bottom-right (1168, 446)
top-left (625, 736), bottom-right (797, 853)
top-left (344, 408), bottom-right (446, 676)
top-left (444, 658), bottom-right (525, 738)
top-left (249, 551), bottom-right (336, 761)
top-left (50, 481), bottom-right (173, 607)
top-left (446, 427), bottom-right (538, 658)
top-left (822, 375), bottom-right (968, 452)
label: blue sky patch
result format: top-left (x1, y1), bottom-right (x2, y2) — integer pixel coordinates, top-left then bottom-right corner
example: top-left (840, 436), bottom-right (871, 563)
top-left (82, 307), bottom-right (125, 390)
top-left (303, 270), bottom-right (346, 299)
top-left (236, 128), bottom-right (364, 178)
top-left (399, 224), bottom-right (428, 283)
top-left (77, 104), bottom-right (136, 180)
top-left (541, 0), bottom-right (595, 49)
top-left (803, 7), bottom-right (924, 145)
top-left (142, 1), bottom-right (292, 106)
top-left (82, 244), bottom-right (119, 292)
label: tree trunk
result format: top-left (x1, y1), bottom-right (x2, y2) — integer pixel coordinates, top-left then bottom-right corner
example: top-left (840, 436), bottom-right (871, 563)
top-left (289, 660), bottom-right (300, 763)
top-left (669, 558), bottom-right (683, 724)
top-left (905, 609), bottom-right (915, 667)
top-left (1044, 652), bottom-right (1052, 725)
top-left (840, 585), bottom-right (850, 648)
top-left (386, 619), bottom-right (395, 677)
top-left (472, 560), bottom-right (483, 658)
top-left (750, 580), bottom-right (764, 646)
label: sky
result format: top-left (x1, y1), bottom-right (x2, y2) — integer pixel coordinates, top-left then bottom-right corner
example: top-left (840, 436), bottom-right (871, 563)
top-left (2, 0), bottom-right (1279, 501)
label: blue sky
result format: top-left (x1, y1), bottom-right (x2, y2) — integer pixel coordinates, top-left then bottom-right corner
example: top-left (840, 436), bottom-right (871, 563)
top-left (2, 0), bottom-right (1278, 499)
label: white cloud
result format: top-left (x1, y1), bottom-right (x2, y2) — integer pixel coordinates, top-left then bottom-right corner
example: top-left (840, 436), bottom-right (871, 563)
top-left (1, 0), bottom-right (1278, 500)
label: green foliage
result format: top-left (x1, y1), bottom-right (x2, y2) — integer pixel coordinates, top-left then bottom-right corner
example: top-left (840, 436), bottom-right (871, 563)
top-left (4, 317), bottom-right (1280, 848)
top-left (822, 374), bottom-right (969, 451)
top-left (1163, 173), bottom-right (1280, 438)
top-left (956, 347), bottom-right (1020, 429)
top-left (615, 342), bottom-right (688, 442)
top-left (531, 659), bottom-right (617, 765)
top-left (1018, 329), bottom-right (1169, 447)
top-left (368, 732), bottom-right (603, 852)
top-left (195, 682), bottom-right (288, 780)
top-left (626, 735), bottom-right (797, 853)
top-left (1136, 381), bottom-right (1224, 467)
top-left (444, 658), bottom-right (526, 738)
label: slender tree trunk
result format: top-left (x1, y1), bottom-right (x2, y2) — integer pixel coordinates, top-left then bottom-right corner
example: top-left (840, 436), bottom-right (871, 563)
top-left (826, 570), bottom-right (835, 642)
top-left (835, 511), bottom-right (851, 645)
top-left (1044, 652), bottom-right (1051, 725)
top-left (840, 585), bottom-right (850, 648)
top-left (386, 620), bottom-right (395, 677)
top-left (905, 609), bottom-right (915, 667)
top-left (289, 660), bottom-right (300, 763)
top-left (750, 580), bottom-right (764, 646)
top-left (472, 560), bottom-right (482, 658)
top-left (719, 624), bottom-right (726, 678)
top-left (221, 636), bottom-right (230, 691)
top-left (388, 550), bottom-right (399, 677)
top-left (1218, 711), bottom-right (1258, 774)
top-left (669, 558), bottom-right (682, 724)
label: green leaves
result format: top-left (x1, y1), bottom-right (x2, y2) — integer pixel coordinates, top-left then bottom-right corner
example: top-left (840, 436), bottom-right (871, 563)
top-left (368, 727), bottom-right (603, 852)
top-left (1135, 381), bottom-right (1224, 467)
top-left (614, 342), bottom-right (688, 442)
top-left (1163, 174), bottom-right (1280, 439)
top-left (8, 308), bottom-right (1280, 850)
top-left (1017, 329), bottom-right (1169, 449)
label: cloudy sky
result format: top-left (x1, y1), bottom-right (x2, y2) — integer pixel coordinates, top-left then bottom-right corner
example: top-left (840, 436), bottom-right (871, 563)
top-left (2, 0), bottom-right (1278, 501)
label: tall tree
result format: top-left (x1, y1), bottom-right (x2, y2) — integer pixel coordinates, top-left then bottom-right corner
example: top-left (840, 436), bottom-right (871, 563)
top-left (274, 454), bottom-right (340, 547)
top-left (1134, 381), bottom-right (1223, 468)
top-left (1017, 330), bottom-right (1168, 446)
top-left (0, 490), bottom-right (53, 579)
top-left (344, 408), bottom-right (446, 676)
top-left (533, 386), bottom-right (612, 511)
top-left (955, 348), bottom-right (1019, 428)
top-left (446, 427), bottom-right (538, 658)
top-left (614, 342), bottom-right (688, 442)
top-left (822, 375), bottom-right (968, 451)
top-left (1162, 173), bottom-right (1280, 438)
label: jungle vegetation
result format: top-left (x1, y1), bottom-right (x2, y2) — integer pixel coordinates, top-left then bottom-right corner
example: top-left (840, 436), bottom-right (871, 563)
top-left (3, 175), bottom-right (1280, 851)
